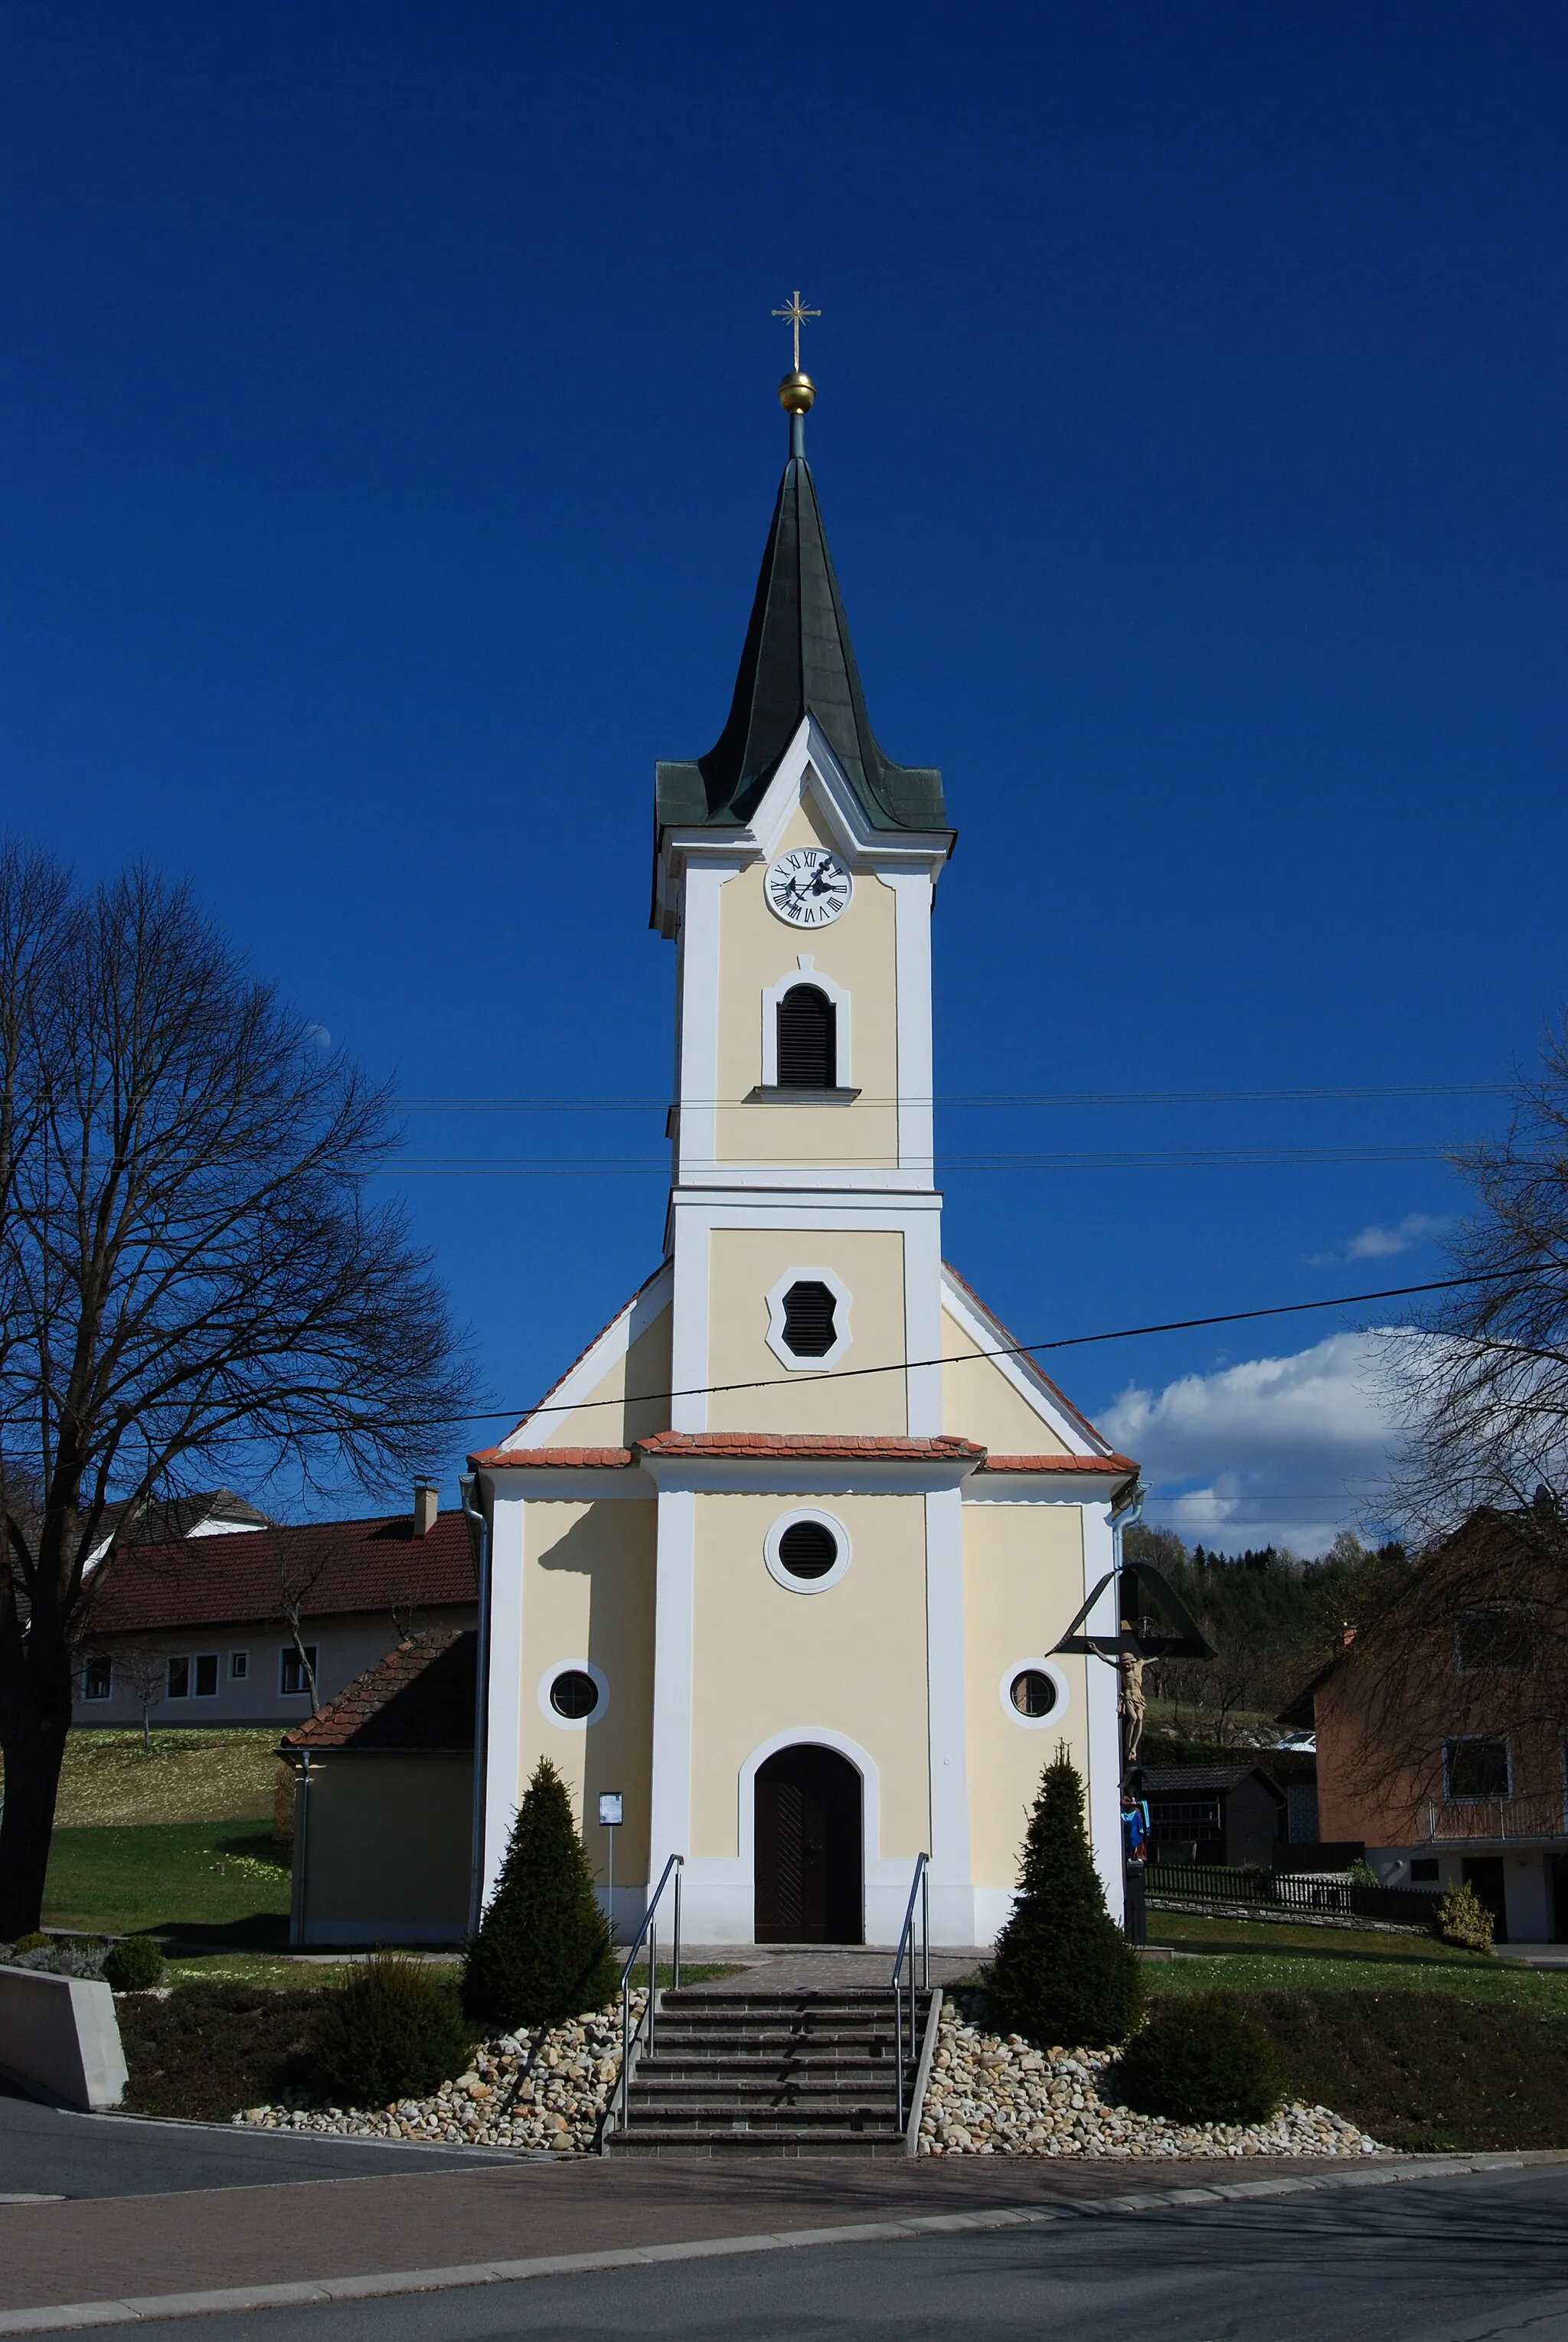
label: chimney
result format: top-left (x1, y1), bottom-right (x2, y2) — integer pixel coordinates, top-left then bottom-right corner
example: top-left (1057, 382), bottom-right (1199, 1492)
top-left (413, 1481), bottom-right (439, 1539)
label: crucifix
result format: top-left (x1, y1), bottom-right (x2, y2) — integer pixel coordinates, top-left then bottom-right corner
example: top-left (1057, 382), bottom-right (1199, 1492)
top-left (772, 289), bottom-right (821, 373)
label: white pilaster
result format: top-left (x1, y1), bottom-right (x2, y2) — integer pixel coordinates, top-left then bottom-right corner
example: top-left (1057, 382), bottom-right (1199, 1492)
top-left (1080, 1501), bottom-right (1125, 1923)
top-left (886, 868), bottom-right (935, 1181)
top-left (480, 1489), bottom-right (525, 1909)
top-left (925, 1485), bottom-right (975, 1943)
top-left (646, 1488), bottom-right (697, 1886)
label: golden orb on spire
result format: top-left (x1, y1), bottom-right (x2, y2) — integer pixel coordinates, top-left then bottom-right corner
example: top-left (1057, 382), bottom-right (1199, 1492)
top-left (778, 370), bottom-right (815, 414)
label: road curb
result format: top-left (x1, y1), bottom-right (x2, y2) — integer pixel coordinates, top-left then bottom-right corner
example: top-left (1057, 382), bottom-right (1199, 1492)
top-left (0, 2152), bottom-right (1554, 2333)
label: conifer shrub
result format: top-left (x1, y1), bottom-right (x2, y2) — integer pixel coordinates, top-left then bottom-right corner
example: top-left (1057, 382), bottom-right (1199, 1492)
top-left (462, 1758), bottom-right (618, 2030)
top-left (8, 1932), bottom-right (51, 1955)
top-left (309, 1953), bottom-right (472, 2105)
top-left (1433, 1880), bottom-right (1494, 1954)
top-left (1115, 1991), bottom-right (1284, 2125)
top-left (985, 1744), bottom-right (1145, 2050)
top-left (103, 1937), bottom-right (165, 1991)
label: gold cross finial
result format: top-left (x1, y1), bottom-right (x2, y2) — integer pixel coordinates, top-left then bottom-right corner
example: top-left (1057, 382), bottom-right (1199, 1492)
top-left (772, 289), bottom-right (821, 373)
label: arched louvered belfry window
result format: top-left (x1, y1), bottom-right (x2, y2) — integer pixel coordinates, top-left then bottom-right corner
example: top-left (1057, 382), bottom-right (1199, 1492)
top-left (776, 984), bottom-right (835, 1089)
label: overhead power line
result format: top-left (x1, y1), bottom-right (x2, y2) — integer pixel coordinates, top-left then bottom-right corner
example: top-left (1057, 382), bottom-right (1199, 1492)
top-left (458, 1262), bottom-right (1530, 1426)
top-left (397, 1082), bottom-right (1511, 1113)
top-left (379, 1144), bottom-right (1452, 1175)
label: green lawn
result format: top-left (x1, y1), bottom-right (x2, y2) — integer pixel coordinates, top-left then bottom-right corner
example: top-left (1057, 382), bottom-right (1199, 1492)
top-left (1149, 1908), bottom-right (1493, 1965)
top-left (43, 1819), bottom-right (291, 1945)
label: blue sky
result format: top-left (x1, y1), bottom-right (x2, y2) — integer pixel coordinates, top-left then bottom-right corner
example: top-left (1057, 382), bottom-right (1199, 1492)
top-left (3, 3), bottom-right (1563, 1548)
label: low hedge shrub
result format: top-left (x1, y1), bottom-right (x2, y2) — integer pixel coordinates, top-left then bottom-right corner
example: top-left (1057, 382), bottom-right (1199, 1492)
top-left (1433, 1881), bottom-right (1494, 1954)
top-left (309, 1954), bottom-right (472, 2106)
top-left (118, 1983), bottom-right (326, 2121)
top-left (1116, 1990), bottom-right (1284, 2125)
top-left (103, 1937), bottom-right (165, 1991)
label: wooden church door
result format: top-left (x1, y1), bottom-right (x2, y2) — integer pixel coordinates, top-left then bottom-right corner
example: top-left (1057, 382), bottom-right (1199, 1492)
top-left (754, 1744), bottom-right (863, 1943)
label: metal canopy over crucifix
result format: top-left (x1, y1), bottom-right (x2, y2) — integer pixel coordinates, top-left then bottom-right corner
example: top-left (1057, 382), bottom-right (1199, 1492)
top-left (1052, 1560), bottom-right (1217, 1663)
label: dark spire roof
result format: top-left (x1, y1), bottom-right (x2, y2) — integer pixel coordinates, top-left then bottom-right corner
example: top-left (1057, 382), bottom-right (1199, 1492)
top-left (656, 442), bottom-right (949, 838)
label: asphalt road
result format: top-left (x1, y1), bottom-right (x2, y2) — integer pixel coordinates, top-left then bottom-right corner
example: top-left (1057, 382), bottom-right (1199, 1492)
top-left (0, 2086), bottom-right (515, 2200)
top-left (51, 2163), bottom-right (1568, 2342)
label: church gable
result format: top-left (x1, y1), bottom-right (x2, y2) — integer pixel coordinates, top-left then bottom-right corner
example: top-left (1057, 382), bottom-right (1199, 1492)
top-left (940, 1266), bottom-right (1114, 1460)
top-left (500, 1265), bottom-right (672, 1450)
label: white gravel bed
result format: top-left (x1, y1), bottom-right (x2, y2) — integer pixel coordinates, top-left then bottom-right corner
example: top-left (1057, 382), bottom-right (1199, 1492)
top-left (917, 2005), bottom-right (1380, 2160)
top-left (233, 1995), bottom-right (645, 2153)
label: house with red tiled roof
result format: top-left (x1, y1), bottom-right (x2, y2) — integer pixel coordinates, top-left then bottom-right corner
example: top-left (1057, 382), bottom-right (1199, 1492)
top-left (462, 373), bottom-right (1140, 1958)
top-left (74, 1485), bottom-right (478, 1729)
top-left (279, 1632), bottom-right (478, 1945)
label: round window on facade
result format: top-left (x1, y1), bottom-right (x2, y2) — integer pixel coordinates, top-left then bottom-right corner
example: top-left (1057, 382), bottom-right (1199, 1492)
top-left (777, 1519), bottom-right (838, 1579)
top-left (1010, 1668), bottom-right (1057, 1720)
top-left (549, 1668), bottom-right (600, 1720)
top-left (998, 1658), bottom-right (1069, 1729)
top-left (763, 1508), bottom-right (851, 1594)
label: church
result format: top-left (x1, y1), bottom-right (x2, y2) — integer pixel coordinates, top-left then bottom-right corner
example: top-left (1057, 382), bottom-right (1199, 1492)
top-left (466, 351), bottom-right (1139, 1950)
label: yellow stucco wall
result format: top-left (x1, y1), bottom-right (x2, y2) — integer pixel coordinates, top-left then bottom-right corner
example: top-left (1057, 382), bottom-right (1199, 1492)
top-left (300, 1754), bottom-right (472, 1931)
top-left (941, 1305), bottom-right (1073, 1454)
top-left (520, 1498), bottom-right (657, 1882)
top-left (961, 1502), bottom-right (1092, 1888)
top-left (688, 1491), bottom-right (931, 1861)
top-left (714, 795), bottom-right (900, 1168)
top-left (707, 1227), bottom-right (907, 1434)
top-left (537, 1305), bottom-right (671, 1448)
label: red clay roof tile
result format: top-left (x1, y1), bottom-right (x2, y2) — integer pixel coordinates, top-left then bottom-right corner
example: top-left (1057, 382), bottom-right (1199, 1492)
top-left (84, 1514), bottom-right (476, 1637)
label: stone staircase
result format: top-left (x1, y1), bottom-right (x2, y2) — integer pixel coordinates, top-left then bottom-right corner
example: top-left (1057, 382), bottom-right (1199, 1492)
top-left (603, 1984), bottom-right (936, 2157)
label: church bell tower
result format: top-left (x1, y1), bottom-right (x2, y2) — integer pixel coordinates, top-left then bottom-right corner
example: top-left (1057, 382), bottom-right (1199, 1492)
top-left (469, 333), bottom-right (1134, 1954)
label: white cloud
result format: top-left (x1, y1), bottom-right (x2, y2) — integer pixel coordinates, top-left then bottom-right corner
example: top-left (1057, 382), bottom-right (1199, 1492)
top-left (1099, 1331), bottom-right (1410, 1557)
top-left (1309, 1212), bottom-right (1455, 1265)
top-left (1345, 1213), bottom-right (1454, 1259)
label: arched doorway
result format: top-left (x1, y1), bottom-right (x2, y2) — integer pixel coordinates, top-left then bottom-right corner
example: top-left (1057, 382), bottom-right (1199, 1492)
top-left (754, 1743), bottom-right (863, 1944)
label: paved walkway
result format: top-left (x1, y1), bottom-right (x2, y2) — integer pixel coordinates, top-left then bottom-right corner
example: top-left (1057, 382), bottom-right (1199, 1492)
top-left (675, 1945), bottom-right (988, 1990)
top-left (0, 2145), bottom-right (1501, 2319)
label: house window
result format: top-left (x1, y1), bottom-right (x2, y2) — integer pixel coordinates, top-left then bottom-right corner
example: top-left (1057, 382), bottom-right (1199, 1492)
top-left (279, 1646), bottom-right (318, 1697)
top-left (781, 1280), bottom-right (837, 1358)
top-left (1150, 1799), bottom-right (1223, 1835)
top-left (83, 1655), bottom-right (113, 1702)
top-left (194, 1654), bottom-right (219, 1698)
top-left (230, 1651), bottom-right (249, 1681)
top-left (1444, 1736), bottom-right (1511, 1801)
top-left (776, 985), bottom-right (835, 1088)
top-left (1455, 1608), bottom-right (1535, 1673)
top-left (168, 1656), bottom-right (190, 1699)
top-left (1410, 1858), bottom-right (1440, 1883)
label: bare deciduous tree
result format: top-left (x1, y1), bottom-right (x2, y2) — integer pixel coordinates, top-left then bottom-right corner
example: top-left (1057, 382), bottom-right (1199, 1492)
top-left (0, 844), bottom-right (474, 1936)
top-left (1360, 1017), bottom-right (1568, 1801)
top-left (112, 1643), bottom-right (172, 1754)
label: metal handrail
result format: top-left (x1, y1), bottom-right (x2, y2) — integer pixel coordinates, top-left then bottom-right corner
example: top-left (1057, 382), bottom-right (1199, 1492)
top-left (616, 1852), bottom-right (684, 2131)
top-left (890, 1852), bottom-right (929, 2134)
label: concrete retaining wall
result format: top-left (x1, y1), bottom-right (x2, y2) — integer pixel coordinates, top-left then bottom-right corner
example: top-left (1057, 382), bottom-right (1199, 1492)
top-left (0, 1965), bottom-right (128, 2109)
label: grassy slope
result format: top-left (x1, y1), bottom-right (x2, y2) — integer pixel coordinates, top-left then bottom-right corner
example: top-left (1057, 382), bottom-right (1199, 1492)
top-left (44, 1730), bottom-right (283, 1826)
top-left (43, 1820), bottom-right (291, 1942)
top-left (1141, 1911), bottom-right (1568, 2150)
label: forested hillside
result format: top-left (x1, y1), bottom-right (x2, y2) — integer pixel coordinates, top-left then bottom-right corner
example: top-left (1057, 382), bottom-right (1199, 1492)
top-left (1123, 1525), bottom-right (1410, 1744)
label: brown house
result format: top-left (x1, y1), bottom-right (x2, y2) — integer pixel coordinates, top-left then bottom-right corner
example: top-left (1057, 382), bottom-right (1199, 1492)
top-left (1280, 1510), bottom-right (1568, 1945)
top-left (280, 1630), bottom-right (478, 1946)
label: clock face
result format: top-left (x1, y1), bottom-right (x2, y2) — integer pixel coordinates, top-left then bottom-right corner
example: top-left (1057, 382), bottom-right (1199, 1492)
top-left (765, 847), bottom-right (853, 928)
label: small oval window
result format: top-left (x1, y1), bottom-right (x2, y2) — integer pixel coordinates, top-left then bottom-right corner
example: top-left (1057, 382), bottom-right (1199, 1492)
top-left (1010, 1669), bottom-right (1057, 1719)
top-left (550, 1668), bottom-right (600, 1720)
top-left (777, 1520), bottom-right (838, 1580)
